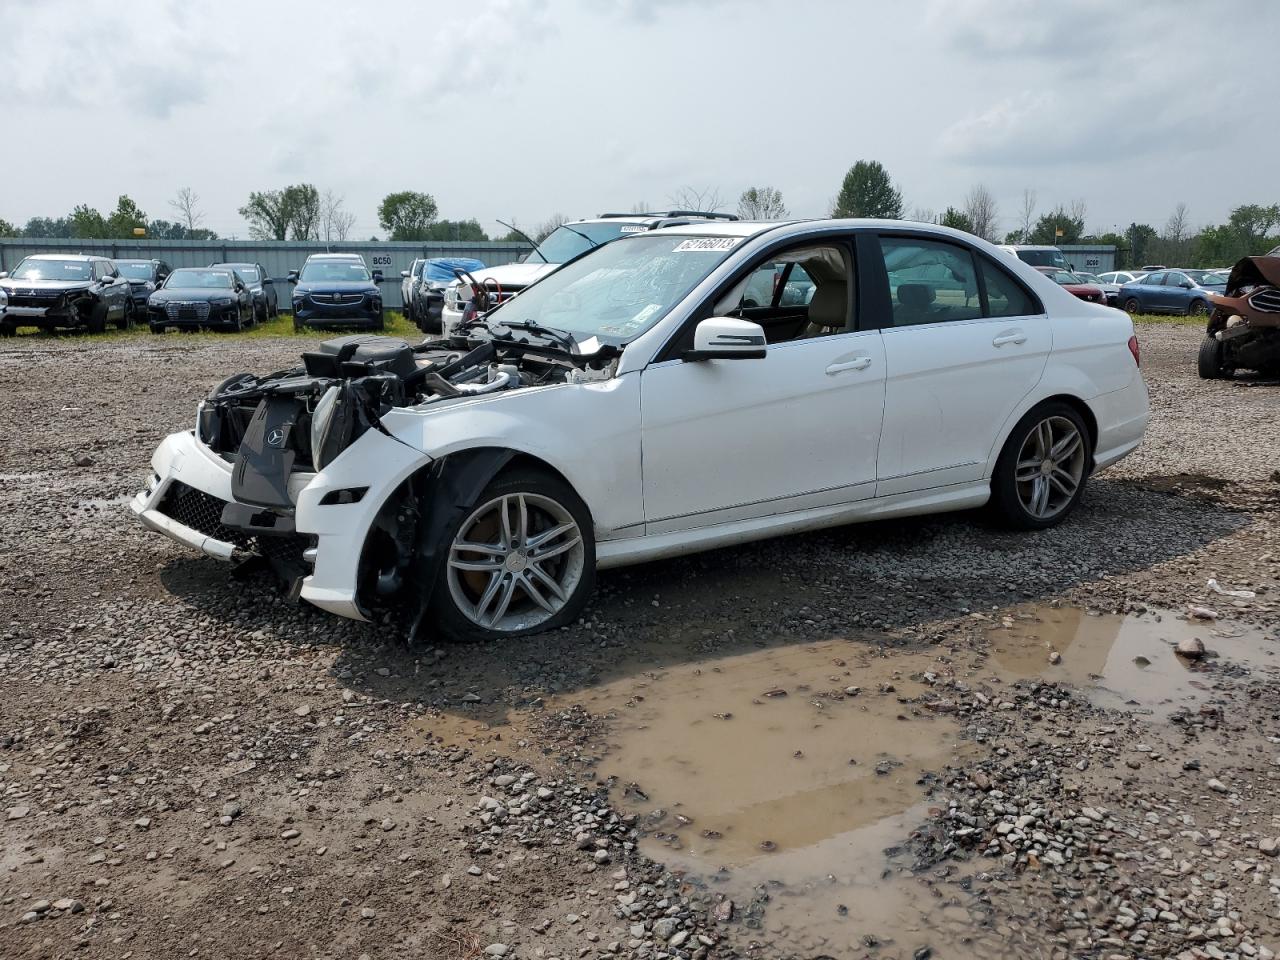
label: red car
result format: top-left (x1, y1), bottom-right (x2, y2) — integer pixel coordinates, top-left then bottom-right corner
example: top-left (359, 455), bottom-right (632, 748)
top-left (1035, 267), bottom-right (1106, 304)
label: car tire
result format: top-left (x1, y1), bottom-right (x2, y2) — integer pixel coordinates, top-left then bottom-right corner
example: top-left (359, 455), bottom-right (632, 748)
top-left (1122, 298), bottom-right (1141, 315)
top-left (292, 316), bottom-right (304, 333)
top-left (87, 302), bottom-right (108, 334)
top-left (1197, 335), bottom-right (1230, 379)
top-left (990, 401), bottom-right (1092, 531)
top-left (1187, 299), bottom-right (1209, 317)
top-left (428, 467), bottom-right (596, 643)
top-left (0, 322), bottom-right (15, 338)
top-left (117, 300), bottom-right (133, 330)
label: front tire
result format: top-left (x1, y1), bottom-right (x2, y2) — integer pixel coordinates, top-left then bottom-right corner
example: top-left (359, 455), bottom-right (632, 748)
top-left (429, 468), bottom-right (596, 642)
top-left (990, 402), bottom-right (1091, 530)
top-left (87, 302), bottom-right (108, 334)
top-left (1197, 335), bottom-right (1229, 379)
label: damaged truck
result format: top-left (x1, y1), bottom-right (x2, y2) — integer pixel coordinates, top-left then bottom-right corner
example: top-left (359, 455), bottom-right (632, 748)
top-left (1199, 247), bottom-right (1280, 379)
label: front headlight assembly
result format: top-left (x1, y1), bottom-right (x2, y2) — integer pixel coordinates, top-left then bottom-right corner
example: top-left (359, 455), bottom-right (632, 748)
top-left (212, 296), bottom-right (234, 306)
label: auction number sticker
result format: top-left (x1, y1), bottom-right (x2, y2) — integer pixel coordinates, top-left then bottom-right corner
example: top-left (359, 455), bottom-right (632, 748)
top-left (673, 237), bottom-right (742, 252)
top-left (619, 226), bottom-right (646, 233)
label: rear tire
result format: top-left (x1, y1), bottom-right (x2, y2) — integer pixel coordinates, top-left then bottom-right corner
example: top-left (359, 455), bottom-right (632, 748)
top-left (1197, 335), bottom-right (1229, 379)
top-left (990, 402), bottom-right (1092, 530)
top-left (428, 468), bottom-right (596, 643)
top-left (1123, 297), bottom-right (1141, 315)
top-left (1188, 299), bottom-right (1209, 317)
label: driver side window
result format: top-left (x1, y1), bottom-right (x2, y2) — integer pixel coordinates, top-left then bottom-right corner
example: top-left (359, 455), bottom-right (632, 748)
top-left (726, 243), bottom-right (855, 343)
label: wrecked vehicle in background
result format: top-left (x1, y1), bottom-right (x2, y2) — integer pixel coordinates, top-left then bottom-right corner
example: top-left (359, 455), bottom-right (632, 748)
top-left (1198, 248), bottom-right (1280, 379)
top-left (132, 219), bottom-right (1148, 643)
top-left (0, 254), bottom-right (133, 335)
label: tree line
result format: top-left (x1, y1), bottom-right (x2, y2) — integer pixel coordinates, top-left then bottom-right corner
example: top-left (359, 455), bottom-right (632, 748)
top-left (2, 171), bottom-right (1277, 268)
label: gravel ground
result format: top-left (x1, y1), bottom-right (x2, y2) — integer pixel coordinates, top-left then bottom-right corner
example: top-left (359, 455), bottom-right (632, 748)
top-left (1, 321), bottom-right (1278, 959)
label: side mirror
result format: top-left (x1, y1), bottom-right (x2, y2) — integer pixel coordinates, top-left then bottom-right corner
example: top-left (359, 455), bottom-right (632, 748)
top-left (1180, 280), bottom-right (1194, 289)
top-left (683, 317), bottom-right (767, 361)
top-left (287, 270), bottom-right (299, 284)
top-left (372, 270), bottom-right (384, 282)
top-left (400, 270), bottom-right (410, 278)
top-left (0, 271), bottom-right (8, 279)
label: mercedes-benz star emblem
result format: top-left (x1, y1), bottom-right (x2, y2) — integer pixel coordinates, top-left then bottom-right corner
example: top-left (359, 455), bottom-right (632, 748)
top-left (266, 427), bottom-right (286, 448)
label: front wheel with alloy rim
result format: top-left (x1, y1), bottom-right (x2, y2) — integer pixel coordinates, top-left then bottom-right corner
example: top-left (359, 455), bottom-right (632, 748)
top-left (431, 469), bottom-right (595, 642)
top-left (991, 403), bottom-right (1092, 530)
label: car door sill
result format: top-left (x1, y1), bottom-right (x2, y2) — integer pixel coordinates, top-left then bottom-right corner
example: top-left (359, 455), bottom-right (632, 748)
top-left (597, 480), bottom-right (990, 570)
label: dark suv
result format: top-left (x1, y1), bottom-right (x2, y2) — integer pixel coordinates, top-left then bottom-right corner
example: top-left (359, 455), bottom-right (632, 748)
top-left (114, 259), bottom-right (173, 316)
top-left (210, 261), bottom-right (278, 322)
top-left (289, 254), bottom-right (384, 331)
top-left (0, 254), bottom-right (132, 334)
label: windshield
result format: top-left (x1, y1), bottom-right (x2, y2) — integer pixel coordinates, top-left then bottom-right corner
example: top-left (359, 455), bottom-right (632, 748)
top-left (9, 258), bottom-right (92, 281)
top-left (1016, 249), bottom-right (1067, 268)
top-left (219, 264), bottom-right (259, 283)
top-left (1047, 270), bottom-right (1082, 284)
top-left (485, 234), bottom-right (743, 344)
top-left (115, 261), bottom-right (156, 281)
top-left (1184, 269), bottom-right (1224, 286)
top-left (300, 260), bottom-right (371, 282)
top-left (167, 269), bottom-right (233, 289)
top-left (531, 222), bottom-right (646, 264)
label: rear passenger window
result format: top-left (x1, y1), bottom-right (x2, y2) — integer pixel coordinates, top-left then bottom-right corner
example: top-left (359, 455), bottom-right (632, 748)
top-left (980, 258), bottom-right (1039, 317)
top-left (879, 237), bottom-right (980, 326)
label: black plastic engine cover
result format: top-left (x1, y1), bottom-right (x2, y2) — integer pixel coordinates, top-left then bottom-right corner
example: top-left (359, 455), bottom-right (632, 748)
top-left (303, 335), bottom-right (416, 380)
top-left (231, 395), bottom-right (302, 508)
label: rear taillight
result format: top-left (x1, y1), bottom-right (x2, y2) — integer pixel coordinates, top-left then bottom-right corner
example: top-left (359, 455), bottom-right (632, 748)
top-left (1127, 334), bottom-right (1140, 367)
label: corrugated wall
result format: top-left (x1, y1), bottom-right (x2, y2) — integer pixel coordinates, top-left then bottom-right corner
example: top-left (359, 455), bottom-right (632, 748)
top-left (0, 239), bottom-right (532, 310)
top-left (1059, 245), bottom-right (1117, 274)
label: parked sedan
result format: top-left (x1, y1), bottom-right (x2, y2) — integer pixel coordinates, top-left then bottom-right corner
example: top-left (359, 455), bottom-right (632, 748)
top-left (1117, 269), bottom-right (1225, 316)
top-left (148, 268), bottom-right (255, 333)
top-left (132, 219), bottom-right (1148, 642)
top-left (114, 259), bottom-right (172, 317)
top-left (1034, 267), bottom-right (1106, 304)
top-left (410, 257), bottom-right (486, 332)
top-left (1095, 270), bottom-right (1147, 307)
top-left (210, 262), bottom-right (278, 322)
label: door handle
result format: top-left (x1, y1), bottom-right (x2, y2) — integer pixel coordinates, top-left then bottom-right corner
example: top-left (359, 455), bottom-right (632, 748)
top-left (826, 357), bottom-right (873, 375)
top-left (992, 332), bottom-right (1027, 347)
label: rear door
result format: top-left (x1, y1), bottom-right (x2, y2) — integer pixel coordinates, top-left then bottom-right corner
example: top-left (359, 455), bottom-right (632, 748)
top-left (867, 232), bottom-right (1051, 496)
top-left (1138, 271), bottom-right (1167, 312)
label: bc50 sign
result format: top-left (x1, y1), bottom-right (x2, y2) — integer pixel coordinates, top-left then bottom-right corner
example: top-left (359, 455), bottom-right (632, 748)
top-left (371, 255), bottom-right (393, 267)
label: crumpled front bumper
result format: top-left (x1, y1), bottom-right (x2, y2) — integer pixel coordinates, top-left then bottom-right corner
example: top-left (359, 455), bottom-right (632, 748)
top-left (132, 426), bottom-right (432, 622)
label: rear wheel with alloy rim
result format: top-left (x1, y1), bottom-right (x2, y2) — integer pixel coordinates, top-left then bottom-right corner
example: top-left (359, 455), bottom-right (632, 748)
top-left (1188, 299), bottom-right (1209, 317)
top-left (991, 402), bottom-right (1091, 529)
top-left (1123, 298), bottom-right (1141, 315)
top-left (431, 469), bottom-right (595, 642)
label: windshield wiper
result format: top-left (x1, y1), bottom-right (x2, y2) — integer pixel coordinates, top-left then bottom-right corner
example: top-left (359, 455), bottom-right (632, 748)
top-left (496, 219), bottom-right (549, 263)
top-left (493, 319), bottom-right (577, 353)
top-left (557, 223), bottom-right (600, 249)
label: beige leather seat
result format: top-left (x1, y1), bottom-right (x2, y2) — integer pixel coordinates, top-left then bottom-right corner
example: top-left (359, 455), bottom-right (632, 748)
top-left (800, 266), bottom-right (849, 337)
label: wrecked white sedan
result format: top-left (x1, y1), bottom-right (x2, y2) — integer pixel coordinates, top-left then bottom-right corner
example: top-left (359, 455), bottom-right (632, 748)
top-left (133, 220), bottom-right (1149, 641)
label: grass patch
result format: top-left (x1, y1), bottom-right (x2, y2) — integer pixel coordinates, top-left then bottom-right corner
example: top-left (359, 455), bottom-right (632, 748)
top-left (1129, 313), bottom-right (1205, 327)
top-left (2, 311), bottom-right (419, 342)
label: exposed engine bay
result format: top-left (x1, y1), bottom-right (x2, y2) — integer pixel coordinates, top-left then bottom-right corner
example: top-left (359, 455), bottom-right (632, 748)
top-left (198, 331), bottom-right (620, 508)
top-left (1204, 253), bottom-right (1280, 377)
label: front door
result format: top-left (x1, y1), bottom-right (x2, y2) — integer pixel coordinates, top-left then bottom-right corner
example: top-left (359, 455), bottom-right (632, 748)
top-left (869, 233), bottom-right (1052, 496)
top-left (640, 240), bottom-right (886, 533)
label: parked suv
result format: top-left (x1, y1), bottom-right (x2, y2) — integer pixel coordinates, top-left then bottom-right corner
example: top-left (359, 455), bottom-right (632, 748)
top-left (439, 211), bottom-right (738, 337)
top-left (210, 262), bottom-right (278, 322)
top-left (997, 244), bottom-right (1070, 270)
top-left (409, 257), bottom-right (486, 332)
top-left (114, 259), bottom-right (172, 317)
top-left (289, 254), bottom-right (384, 332)
top-left (0, 254), bottom-right (131, 335)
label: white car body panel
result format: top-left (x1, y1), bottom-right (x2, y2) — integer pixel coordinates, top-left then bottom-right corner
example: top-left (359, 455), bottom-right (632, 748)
top-left (133, 219), bottom-right (1150, 626)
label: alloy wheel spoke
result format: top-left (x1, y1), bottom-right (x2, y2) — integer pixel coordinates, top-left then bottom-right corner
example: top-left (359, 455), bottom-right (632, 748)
top-left (453, 539), bottom-right (506, 557)
top-left (1049, 467), bottom-right (1078, 496)
top-left (449, 556), bottom-right (505, 573)
top-left (1050, 430), bottom-right (1081, 461)
top-left (498, 497), bottom-right (515, 549)
top-left (487, 574), bottom-right (519, 625)
top-left (473, 572), bottom-right (507, 623)
top-left (519, 573), bottom-right (557, 613)
top-left (1031, 477), bottom-right (1050, 516)
top-left (1015, 458), bottom-right (1042, 482)
top-left (514, 494), bottom-right (529, 547)
top-left (1037, 420), bottom-right (1054, 458)
top-left (527, 562), bottom-right (568, 602)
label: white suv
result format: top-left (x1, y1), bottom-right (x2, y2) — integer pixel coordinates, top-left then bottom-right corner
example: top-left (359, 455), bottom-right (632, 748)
top-left (439, 211), bottom-right (738, 337)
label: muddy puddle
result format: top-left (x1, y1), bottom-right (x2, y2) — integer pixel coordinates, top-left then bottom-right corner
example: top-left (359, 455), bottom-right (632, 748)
top-left (987, 605), bottom-right (1277, 718)
top-left (410, 606), bottom-right (1277, 957)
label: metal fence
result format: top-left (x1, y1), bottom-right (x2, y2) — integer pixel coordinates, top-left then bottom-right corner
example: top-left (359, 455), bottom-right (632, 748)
top-left (1059, 245), bottom-right (1117, 274)
top-left (0, 238), bottom-right (532, 310)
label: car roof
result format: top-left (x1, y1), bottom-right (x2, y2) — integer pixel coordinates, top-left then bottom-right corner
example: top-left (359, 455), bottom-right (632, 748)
top-left (26, 253), bottom-right (102, 261)
top-left (210, 261), bottom-right (257, 267)
top-left (305, 253), bottom-right (362, 261)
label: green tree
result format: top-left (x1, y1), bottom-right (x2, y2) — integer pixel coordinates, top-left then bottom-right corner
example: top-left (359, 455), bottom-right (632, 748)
top-left (1124, 223), bottom-right (1158, 266)
top-left (1030, 206), bottom-right (1086, 245)
top-left (70, 204), bottom-right (109, 239)
top-left (284, 183), bottom-right (321, 240)
top-left (377, 191), bottom-right (439, 241)
top-left (940, 207), bottom-right (974, 233)
top-left (239, 189), bottom-right (292, 240)
top-left (737, 186), bottom-right (789, 220)
top-left (832, 161), bottom-right (903, 219)
top-left (147, 219), bottom-right (218, 241)
top-left (106, 195), bottom-right (149, 237)
top-left (425, 218), bottom-right (489, 242)
top-left (0, 218), bottom-right (17, 237)
top-left (22, 216), bottom-right (72, 238)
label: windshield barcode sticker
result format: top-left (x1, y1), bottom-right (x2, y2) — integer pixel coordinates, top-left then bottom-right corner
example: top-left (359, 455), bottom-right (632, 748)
top-left (619, 226), bottom-right (646, 233)
top-left (673, 237), bottom-right (742, 252)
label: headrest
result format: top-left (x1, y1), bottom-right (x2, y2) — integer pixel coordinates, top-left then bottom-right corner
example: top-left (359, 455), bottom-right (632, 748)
top-left (897, 283), bottom-right (936, 310)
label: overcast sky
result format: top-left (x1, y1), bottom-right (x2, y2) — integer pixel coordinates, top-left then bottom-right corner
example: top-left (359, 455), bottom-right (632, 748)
top-left (3, 0), bottom-right (1275, 240)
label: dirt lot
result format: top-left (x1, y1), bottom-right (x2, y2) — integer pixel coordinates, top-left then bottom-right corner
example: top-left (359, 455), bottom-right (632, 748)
top-left (2, 322), bottom-right (1279, 960)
